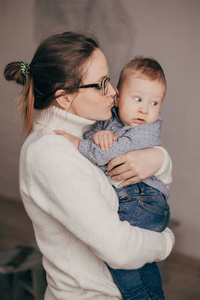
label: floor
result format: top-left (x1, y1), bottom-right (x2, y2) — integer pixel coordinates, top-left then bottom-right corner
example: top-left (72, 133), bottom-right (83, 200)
top-left (0, 196), bottom-right (200, 299)
top-left (163, 253), bottom-right (200, 299)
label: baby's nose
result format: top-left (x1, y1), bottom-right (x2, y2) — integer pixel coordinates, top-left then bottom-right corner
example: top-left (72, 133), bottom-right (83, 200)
top-left (139, 104), bottom-right (148, 114)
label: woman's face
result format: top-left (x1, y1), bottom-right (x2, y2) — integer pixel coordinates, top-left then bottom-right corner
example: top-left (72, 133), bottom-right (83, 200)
top-left (68, 49), bottom-right (116, 121)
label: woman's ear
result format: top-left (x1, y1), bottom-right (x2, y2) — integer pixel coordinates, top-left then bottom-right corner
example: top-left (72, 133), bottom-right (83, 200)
top-left (54, 89), bottom-right (71, 110)
top-left (114, 88), bottom-right (120, 107)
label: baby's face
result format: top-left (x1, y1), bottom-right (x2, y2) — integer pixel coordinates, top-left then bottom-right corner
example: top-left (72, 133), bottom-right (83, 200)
top-left (116, 75), bottom-right (166, 127)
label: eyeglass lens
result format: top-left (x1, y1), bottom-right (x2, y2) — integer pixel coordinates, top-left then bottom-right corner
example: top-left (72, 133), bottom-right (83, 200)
top-left (103, 77), bottom-right (110, 95)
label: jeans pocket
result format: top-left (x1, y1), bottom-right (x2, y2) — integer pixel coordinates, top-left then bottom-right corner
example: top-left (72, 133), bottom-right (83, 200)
top-left (118, 197), bottom-right (138, 222)
top-left (130, 199), bottom-right (170, 232)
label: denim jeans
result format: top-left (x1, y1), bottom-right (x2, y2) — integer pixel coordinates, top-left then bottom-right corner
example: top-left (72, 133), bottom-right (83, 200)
top-left (108, 182), bottom-right (170, 300)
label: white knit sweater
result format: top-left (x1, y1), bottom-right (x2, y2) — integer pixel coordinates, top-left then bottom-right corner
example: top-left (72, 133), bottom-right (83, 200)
top-left (19, 106), bottom-right (174, 300)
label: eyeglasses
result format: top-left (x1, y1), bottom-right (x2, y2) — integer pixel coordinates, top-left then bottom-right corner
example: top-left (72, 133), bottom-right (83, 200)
top-left (79, 76), bottom-right (110, 95)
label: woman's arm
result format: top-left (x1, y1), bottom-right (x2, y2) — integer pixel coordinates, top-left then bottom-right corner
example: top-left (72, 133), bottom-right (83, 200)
top-left (154, 146), bottom-right (172, 186)
top-left (107, 147), bottom-right (171, 188)
top-left (27, 134), bottom-right (174, 270)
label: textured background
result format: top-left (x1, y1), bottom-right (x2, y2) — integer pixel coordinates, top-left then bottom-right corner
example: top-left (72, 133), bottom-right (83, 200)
top-left (1, 0), bottom-right (200, 260)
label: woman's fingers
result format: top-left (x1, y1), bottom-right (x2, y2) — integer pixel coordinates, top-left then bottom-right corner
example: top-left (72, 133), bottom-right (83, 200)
top-left (107, 154), bottom-right (126, 172)
top-left (107, 151), bottom-right (147, 185)
top-left (118, 175), bottom-right (139, 188)
top-left (108, 162), bottom-right (129, 177)
top-left (109, 166), bottom-right (143, 188)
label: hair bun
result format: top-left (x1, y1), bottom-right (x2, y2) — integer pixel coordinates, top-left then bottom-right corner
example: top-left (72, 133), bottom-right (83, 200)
top-left (4, 61), bottom-right (27, 85)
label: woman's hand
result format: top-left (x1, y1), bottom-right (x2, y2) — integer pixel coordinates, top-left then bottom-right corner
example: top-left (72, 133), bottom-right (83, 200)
top-left (54, 130), bottom-right (80, 149)
top-left (107, 148), bottom-right (165, 188)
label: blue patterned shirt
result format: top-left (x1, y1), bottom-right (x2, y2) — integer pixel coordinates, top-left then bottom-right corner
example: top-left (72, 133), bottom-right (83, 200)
top-left (79, 107), bottom-right (169, 199)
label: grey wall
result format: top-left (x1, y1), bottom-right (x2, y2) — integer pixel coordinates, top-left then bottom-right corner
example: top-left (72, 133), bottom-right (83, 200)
top-left (1, 0), bottom-right (200, 260)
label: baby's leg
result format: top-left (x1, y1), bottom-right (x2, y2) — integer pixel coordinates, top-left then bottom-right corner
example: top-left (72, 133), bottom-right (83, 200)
top-left (107, 265), bottom-right (151, 300)
top-left (113, 182), bottom-right (170, 299)
top-left (140, 262), bottom-right (164, 300)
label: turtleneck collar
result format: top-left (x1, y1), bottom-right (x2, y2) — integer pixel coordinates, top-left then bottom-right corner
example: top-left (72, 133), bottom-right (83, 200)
top-left (35, 105), bottom-right (97, 139)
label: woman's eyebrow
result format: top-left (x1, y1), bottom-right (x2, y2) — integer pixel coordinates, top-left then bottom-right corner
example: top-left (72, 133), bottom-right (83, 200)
top-left (97, 73), bottom-right (109, 82)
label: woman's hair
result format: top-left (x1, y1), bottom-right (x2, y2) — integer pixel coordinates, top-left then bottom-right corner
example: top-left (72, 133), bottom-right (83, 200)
top-left (4, 32), bottom-right (99, 135)
top-left (117, 56), bottom-right (166, 90)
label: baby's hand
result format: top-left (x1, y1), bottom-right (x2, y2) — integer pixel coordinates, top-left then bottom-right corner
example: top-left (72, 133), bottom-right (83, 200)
top-left (54, 130), bottom-right (80, 149)
top-left (92, 130), bottom-right (117, 151)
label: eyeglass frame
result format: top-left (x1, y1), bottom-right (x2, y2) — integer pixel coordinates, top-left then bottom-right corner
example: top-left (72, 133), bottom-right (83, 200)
top-left (79, 75), bottom-right (110, 95)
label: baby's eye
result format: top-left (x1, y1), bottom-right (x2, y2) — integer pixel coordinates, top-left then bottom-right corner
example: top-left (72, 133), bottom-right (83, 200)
top-left (133, 97), bottom-right (142, 102)
top-left (151, 101), bottom-right (158, 106)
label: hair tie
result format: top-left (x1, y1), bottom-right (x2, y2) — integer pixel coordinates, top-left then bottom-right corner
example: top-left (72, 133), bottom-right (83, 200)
top-left (20, 62), bottom-right (30, 76)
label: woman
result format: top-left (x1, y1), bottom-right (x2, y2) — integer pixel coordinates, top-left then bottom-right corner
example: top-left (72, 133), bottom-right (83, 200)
top-left (4, 32), bottom-right (174, 300)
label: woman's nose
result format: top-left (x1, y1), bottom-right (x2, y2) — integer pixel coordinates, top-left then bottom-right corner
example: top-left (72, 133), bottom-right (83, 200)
top-left (107, 83), bottom-right (116, 97)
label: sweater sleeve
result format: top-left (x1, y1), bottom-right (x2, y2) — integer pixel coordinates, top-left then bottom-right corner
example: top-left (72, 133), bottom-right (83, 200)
top-left (25, 133), bottom-right (174, 270)
top-left (79, 118), bottom-right (162, 166)
top-left (154, 146), bottom-right (172, 185)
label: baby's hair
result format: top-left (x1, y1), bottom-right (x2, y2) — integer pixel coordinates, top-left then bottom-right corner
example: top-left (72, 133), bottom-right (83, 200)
top-left (4, 32), bottom-right (99, 135)
top-left (117, 56), bottom-right (166, 90)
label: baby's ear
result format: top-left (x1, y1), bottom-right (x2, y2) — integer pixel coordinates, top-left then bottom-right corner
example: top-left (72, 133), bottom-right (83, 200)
top-left (114, 88), bottom-right (119, 107)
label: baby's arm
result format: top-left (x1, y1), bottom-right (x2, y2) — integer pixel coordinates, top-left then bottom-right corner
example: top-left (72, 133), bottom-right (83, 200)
top-left (54, 115), bottom-right (162, 167)
top-left (84, 120), bottom-right (107, 140)
top-left (53, 129), bottom-right (117, 151)
top-left (92, 130), bottom-right (118, 151)
top-left (79, 117), bottom-right (162, 166)
top-left (54, 130), bottom-right (80, 149)
top-left (54, 117), bottom-right (116, 150)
